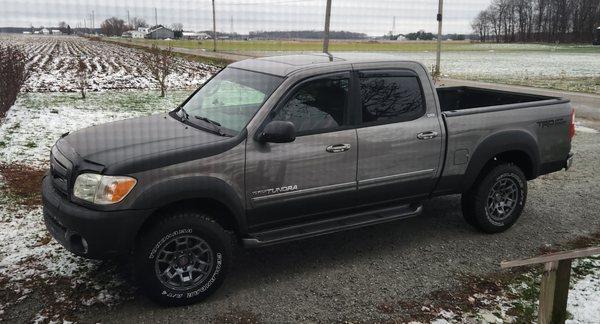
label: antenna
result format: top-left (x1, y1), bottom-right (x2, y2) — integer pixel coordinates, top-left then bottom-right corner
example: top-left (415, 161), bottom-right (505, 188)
top-left (322, 0), bottom-right (332, 54)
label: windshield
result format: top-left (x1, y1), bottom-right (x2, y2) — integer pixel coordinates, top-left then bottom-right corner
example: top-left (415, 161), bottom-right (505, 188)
top-left (178, 67), bottom-right (283, 134)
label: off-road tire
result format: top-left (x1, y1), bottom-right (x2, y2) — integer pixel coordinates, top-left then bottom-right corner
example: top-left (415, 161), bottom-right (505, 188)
top-left (461, 163), bottom-right (527, 233)
top-left (134, 211), bottom-right (232, 306)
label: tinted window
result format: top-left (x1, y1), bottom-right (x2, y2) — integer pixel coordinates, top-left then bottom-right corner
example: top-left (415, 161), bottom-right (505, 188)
top-left (273, 78), bottom-right (348, 133)
top-left (360, 76), bottom-right (425, 124)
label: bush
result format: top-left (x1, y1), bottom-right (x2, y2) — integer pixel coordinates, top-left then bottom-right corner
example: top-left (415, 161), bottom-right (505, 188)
top-left (0, 45), bottom-right (29, 119)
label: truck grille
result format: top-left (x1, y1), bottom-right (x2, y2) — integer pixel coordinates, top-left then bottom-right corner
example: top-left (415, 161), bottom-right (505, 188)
top-left (50, 146), bottom-right (73, 196)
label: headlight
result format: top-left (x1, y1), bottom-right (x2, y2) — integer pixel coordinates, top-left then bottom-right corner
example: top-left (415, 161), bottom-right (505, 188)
top-left (73, 173), bottom-right (137, 205)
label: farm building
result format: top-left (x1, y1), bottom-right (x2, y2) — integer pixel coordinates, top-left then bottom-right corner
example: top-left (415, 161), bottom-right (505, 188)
top-left (146, 26), bottom-right (174, 39)
top-left (51, 29), bottom-right (61, 35)
top-left (41, 28), bottom-right (50, 35)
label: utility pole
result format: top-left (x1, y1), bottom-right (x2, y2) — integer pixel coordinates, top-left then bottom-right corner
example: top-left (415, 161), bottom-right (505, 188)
top-left (434, 0), bottom-right (444, 76)
top-left (154, 8), bottom-right (158, 26)
top-left (212, 0), bottom-right (217, 52)
top-left (127, 10), bottom-right (130, 27)
top-left (92, 10), bottom-right (95, 34)
top-left (322, 0), bottom-right (332, 53)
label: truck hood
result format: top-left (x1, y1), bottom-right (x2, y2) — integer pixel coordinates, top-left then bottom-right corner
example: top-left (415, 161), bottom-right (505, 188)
top-left (57, 113), bottom-right (243, 174)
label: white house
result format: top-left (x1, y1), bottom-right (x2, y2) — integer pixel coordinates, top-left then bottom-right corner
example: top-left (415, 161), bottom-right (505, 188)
top-left (123, 30), bottom-right (147, 38)
top-left (41, 28), bottom-right (50, 35)
top-left (51, 29), bottom-right (61, 35)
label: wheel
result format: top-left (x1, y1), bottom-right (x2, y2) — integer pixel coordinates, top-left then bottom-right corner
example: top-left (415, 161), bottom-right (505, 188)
top-left (461, 163), bottom-right (527, 233)
top-left (134, 211), bottom-right (232, 306)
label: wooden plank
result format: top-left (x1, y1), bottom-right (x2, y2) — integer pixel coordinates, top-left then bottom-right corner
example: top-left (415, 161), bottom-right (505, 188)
top-left (551, 259), bottom-right (572, 324)
top-left (500, 246), bottom-right (600, 269)
top-left (539, 261), bottom-right (558, 324)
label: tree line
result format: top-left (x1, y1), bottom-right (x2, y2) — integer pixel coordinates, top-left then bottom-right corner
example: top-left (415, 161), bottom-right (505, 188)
top-left (248, 30), bottom-right (367, 40)
top-left (472, 0), bottom-right (600, 43)
top-left (100, 17), bottom-right (184, 37)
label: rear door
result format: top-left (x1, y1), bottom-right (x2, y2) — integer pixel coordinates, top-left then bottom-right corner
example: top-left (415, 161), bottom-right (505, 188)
top-left (245, 72), bottom-right (358, 230)
top-left (354, 68), bottom-right (443, 205)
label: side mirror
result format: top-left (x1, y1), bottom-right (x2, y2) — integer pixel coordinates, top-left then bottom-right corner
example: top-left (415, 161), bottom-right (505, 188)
top-left (258, 121), bottom-right (296, 143)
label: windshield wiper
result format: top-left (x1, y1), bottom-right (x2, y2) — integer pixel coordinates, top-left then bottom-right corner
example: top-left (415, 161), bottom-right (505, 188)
top-left (194, 115), bottom-right (226, 136)
top-left (195, 115), bottom-right (222, 127)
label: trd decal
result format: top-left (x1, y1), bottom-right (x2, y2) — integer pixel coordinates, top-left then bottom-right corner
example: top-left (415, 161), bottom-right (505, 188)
top-left (537, 118), bottom-right (566, 128)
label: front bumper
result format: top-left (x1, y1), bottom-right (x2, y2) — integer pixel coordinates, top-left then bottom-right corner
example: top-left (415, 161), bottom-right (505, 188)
top-left (42, 175), bottom-right (151, 259)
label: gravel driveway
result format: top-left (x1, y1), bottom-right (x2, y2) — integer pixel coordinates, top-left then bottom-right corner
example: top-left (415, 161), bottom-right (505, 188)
top-left (65, 118), bottom-right (600, 323)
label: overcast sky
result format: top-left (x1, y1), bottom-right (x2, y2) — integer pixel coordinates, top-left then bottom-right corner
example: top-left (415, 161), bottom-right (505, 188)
top-left (0, 0), bottom-right (492, 35)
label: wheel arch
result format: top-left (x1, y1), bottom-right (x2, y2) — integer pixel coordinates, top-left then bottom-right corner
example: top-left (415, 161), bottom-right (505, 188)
top-left (462, 130), bottom-right (539, 192)
top-left (131, 176), bottom-right (247, 240)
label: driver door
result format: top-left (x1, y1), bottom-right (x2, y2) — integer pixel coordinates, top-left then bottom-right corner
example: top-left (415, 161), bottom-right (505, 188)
top-left (244, 72), bottom-right (358, 230)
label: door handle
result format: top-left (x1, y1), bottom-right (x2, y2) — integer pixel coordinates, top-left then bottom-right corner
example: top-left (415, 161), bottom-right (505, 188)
top-left (326, 143), bottom-right (351, 153)
top-left (416, 131), bottom-right (439, 140)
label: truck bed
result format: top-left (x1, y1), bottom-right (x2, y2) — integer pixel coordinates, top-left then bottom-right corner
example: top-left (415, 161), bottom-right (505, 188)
top-left (433, 86), bottom-right (572, 196)
top-left (437, 86), bottom-right (561, 113)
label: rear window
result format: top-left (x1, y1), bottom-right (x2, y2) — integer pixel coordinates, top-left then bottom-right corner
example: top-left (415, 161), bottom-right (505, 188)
top-left (359, 76), bottom-right (425, 124)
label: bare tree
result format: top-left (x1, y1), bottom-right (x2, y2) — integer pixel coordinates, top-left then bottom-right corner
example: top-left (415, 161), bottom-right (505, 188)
top-left (0, 45), bottom-right (29, 120)
top-left (130, 17), bottom-right (148, 29)
top-left (100, 17), bottom-right (127, 36)
top-left (473, 0), bottom-right (600, 43)
top-left (142, 45), bottom-right (174, 97)
top-left (58, 21), bottom-right (68, 33)
top-left (76, 55), bottom-right (87, 99)
top-left (171, 23), bottom-right (184, 31)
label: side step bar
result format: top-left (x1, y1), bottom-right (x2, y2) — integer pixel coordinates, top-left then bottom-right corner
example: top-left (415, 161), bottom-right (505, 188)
top-left (242, 203), bottom-right (422, 248)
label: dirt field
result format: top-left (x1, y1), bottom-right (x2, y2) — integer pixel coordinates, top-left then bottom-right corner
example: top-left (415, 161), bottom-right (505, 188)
top-left (0, 34), bottom-right (218, 92)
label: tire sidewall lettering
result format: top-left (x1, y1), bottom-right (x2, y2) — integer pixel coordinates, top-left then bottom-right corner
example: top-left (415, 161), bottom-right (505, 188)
top-left (149, 228), bottom-right (193, 260)
top-left (150, 228), bottom-right (224, 300)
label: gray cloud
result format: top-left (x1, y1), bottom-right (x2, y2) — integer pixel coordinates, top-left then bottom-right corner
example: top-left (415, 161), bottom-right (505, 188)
top-left (0, 0), bottom-right (491, 35)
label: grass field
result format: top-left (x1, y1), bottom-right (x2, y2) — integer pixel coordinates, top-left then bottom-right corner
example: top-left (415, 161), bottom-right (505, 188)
top-left (123, 38), bottom-right (600, 53)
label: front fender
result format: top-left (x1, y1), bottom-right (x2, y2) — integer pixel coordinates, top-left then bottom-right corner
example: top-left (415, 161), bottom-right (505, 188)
top-left (130, 176), bottom-right (247, 233)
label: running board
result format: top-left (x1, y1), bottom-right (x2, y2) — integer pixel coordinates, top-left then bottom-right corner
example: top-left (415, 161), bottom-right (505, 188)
top-left (243, 203), bottom-right (422, 248)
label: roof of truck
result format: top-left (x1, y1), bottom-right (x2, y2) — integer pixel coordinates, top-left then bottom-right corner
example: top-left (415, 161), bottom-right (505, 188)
top-left (229, 53), bottom-right (418, 77)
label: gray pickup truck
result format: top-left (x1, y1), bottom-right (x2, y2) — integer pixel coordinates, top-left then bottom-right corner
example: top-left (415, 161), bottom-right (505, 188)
top-left (42, 54), bottom-right (574, 305)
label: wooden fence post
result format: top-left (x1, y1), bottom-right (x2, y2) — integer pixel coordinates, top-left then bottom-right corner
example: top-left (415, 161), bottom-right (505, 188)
top-left (551, 259), bottom-right (572, 323)
top-left (501, 246), bottom-right (600, 324)
top-left (538, 259), bottom-right (573, 324)
top-left (539, 261), bottom-right (558, 324)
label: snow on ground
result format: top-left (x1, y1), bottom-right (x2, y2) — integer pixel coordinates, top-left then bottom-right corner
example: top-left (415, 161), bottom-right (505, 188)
top-left (0, 185), bottom-right (129, 321)
top-left (567, 258), bottom-right (600, 324)
top-left (0, 91), bottom-right (189, 168)
top-left (424, 258), bottom-right (600, 323)
top-left (0, 34), bottom-right (217, 92)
